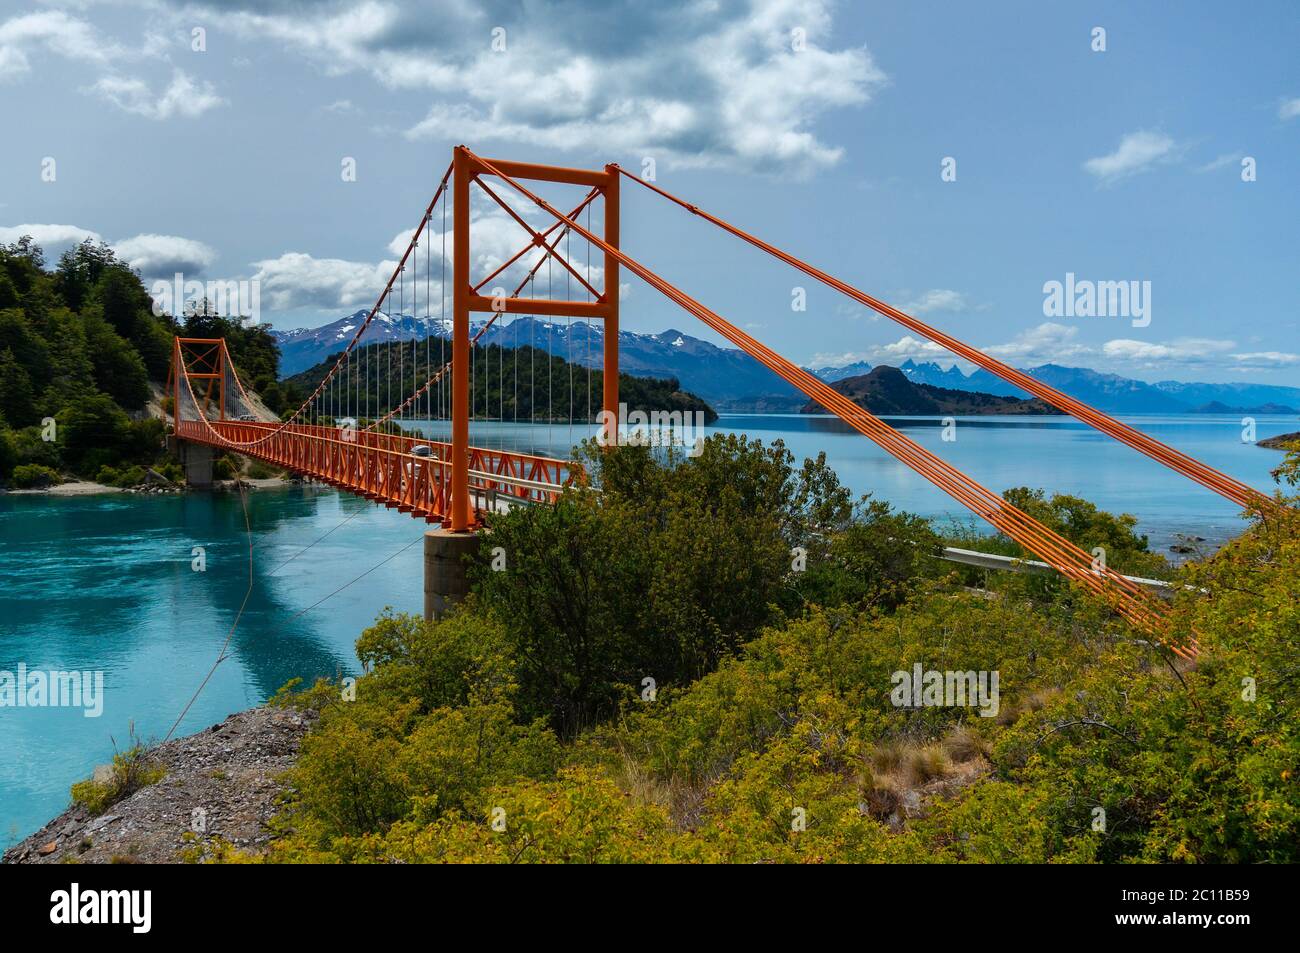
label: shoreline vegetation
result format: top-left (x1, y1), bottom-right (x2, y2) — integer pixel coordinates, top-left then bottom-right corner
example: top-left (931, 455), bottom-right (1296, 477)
top-left (9, 436), bottom-right (1296, 864)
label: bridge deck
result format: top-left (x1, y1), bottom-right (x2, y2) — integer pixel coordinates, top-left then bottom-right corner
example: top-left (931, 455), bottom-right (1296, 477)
top-left (176, 420), bottom-right (575, 525)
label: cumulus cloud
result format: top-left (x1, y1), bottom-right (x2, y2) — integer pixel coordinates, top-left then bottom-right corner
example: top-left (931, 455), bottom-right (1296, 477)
top-left (114, 233), bottom-right (218, 278)
top-left (984, 322), bottom-right (1090, 365)
top-left (250, 251), bottom-right (401, 312)
top-left (179, 0), bottom-right (885, 174)
top-left (861, 334), bottom-right (955, 365)
top-left (0, 223), bottom-right (102, 258)
top-left (0, 10), bottom-right (121, 81)
top-left (1101, 337), bottom-right (1235, 365)
top-left (900, 289), bottom-right (968, 314)
top-left (1279, 97), bottom-right (1300, 121)
top-left (92, 69), bottom-right (226, 119)
top-left (1083, 130), bottom-right (1178, 184)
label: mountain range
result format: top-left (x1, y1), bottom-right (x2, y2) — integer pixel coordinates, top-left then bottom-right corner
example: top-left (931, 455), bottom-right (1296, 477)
top-left (271, 312), bottom-right (1300, 416)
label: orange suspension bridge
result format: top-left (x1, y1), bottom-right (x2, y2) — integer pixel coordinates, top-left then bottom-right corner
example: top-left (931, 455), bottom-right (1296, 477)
top-left (169, 146), bottom-right (1278, 659)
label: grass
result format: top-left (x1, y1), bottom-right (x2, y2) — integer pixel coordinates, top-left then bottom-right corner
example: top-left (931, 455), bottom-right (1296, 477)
top-left (70, 724), bottom-right (165, 816)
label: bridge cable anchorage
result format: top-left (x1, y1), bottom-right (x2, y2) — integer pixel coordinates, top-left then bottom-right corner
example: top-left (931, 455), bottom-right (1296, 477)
top-left (463, 148), bottom-right (1195, 654)
top-left (613, 167), bottom-right (1275, 516)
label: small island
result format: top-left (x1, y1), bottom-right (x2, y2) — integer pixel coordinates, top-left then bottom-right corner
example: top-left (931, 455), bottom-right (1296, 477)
top-left (802, 365), bottom-right (1063, 416)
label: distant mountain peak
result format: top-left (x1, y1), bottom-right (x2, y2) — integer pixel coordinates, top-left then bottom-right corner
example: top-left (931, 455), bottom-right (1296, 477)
top-left (269, 312), bottom-right (1300, 415)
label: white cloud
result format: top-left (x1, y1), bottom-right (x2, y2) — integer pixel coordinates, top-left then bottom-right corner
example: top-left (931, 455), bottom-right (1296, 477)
top-left (1227, 351), bottom-right (1299, 368)
top-left (900, 288), bottom-right (968, 314)
top-left (250, 251), bottom-right (401, 312)
top-left (187, 0), bottom-right (885, 174)
top-left (1279, 97), bottom-right (1300, 121)
top-left (862, 334), bottom-right (955, 365)
top-left (0, 11), bottom-right (120, 81)
top-left (1083, 130), bottom-right (1178, 183)
top-left (1101, 337), bottom-right (1235, 364)
top-left (984, 322), bottom-right (1090, 365)
top-left (92, 69), bottom-right (226, 119)
top-left (0, 223), bottom-right (102, 259)
top-left (1194, 152), bottom-right (1241, 174)
top-left (114, 233), bottom-right (218, 278)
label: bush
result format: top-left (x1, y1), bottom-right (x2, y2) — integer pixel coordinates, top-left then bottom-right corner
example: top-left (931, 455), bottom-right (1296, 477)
top-left (70, 731), bottom-right (165, 816)
top-left (114, 465), bottom-right (146, 487)
top-left (10, 463), bottom-right (61, 488)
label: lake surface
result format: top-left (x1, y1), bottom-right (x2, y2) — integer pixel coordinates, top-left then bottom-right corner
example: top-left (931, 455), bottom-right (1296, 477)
top-left (1, 412), bottom-right (1293, 840)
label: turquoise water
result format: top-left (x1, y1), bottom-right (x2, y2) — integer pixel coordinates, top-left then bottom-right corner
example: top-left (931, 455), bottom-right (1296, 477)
top-left (0, 413), bottom-right (1293, 841)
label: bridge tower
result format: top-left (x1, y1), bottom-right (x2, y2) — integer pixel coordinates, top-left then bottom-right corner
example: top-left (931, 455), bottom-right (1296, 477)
top-left (427, 147), bottom-right (622, 618)
top-left (168, 337), bottom-right (229, 487)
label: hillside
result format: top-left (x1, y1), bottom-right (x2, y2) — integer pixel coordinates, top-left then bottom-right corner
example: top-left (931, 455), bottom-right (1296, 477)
top-left (284, 340), bottom-right (717, 424)
top-left (801, 366), bottom-right (1062, 415)
top-left (0, 236), bottom-right (300, 489)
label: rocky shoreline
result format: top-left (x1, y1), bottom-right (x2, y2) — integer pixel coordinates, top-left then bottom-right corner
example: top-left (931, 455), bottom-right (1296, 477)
top-left (3, 706), bottom-right (313, 865)
top-left (1260, 431), bottom-right (1300, 450)
top-left (3, 476), bottom-right (294, 497)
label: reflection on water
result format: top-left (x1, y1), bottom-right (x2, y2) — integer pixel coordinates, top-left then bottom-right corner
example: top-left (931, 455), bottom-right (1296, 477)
top-left (0, 412), bottom-right (1292, 840)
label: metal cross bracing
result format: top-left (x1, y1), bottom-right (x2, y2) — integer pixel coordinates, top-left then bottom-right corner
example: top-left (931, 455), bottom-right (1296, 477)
top-left (170, 145), bottom-right (1286, 658)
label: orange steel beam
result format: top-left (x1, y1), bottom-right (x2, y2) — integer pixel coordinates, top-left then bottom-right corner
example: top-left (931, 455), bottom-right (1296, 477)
top-left (463, 148), bottom-right (1193, 654)
top-left (451, 148), bottom-right (472, 530)
top-left (466, 295), bottom-right (611, 319)
top-left (603, 163), bottom-right (620, 448)
top-left (615, 168), bottom-right (1273, 514)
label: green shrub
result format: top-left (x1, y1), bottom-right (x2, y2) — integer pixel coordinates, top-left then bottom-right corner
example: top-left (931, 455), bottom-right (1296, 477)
top-left (70, 734), bottom-right (165, 816)
top-left (10, 463), bottom-right (61, 488)
top-left (112, 465), bottom-right (146, 487)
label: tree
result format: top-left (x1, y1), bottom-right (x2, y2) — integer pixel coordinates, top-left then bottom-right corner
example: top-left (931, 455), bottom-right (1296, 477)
top-left (56, 394), bottom-right (134, 474)
top-left (0, 347), bottom-right (37, 426)
top-left (83, 313), bottom-right (151, 409)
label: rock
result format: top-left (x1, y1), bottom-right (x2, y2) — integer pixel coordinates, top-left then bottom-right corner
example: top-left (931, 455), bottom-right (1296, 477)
top-left (3, 705), bottom-right (315, 866)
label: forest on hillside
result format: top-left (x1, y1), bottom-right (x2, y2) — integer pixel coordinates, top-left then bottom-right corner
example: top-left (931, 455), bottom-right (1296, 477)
top-left (0, 237), bottom-right (296, 489)
top-left (285, 340), bottom-right (717, 424)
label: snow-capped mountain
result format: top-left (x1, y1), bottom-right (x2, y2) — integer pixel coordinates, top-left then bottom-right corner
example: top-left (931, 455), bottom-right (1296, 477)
top-left (272, 314), bottom-right (805, 407)
top-left (272, 314), bottom-right (1300, 414)
top-left (274, 310), bottom-right (463, 376)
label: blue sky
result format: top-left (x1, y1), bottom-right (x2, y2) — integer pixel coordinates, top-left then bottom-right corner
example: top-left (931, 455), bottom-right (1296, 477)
top-left (1, 0), bottom-right (1297, 383)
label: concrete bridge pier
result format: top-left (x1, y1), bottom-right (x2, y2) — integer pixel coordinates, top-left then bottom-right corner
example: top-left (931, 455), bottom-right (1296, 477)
top-left (169, 437), bottom-right (214, 487)
top-left (424, 529), bottom-right (481, 621)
